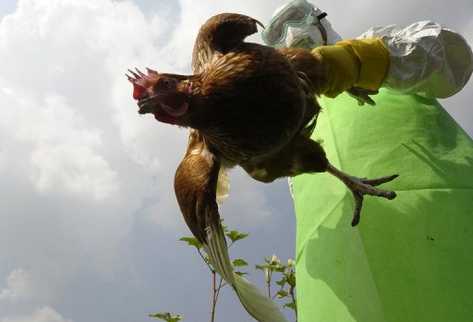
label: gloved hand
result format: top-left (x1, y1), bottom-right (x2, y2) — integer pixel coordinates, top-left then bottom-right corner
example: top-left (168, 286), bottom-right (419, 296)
top-left (312, 38), bottom-right (390, 99)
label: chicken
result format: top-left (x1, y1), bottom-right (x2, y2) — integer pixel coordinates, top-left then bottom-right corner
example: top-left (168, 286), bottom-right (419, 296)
top-left (128, 12), bottom-right (397, 229)
top-left (127, 13), bottom-right (398, 321)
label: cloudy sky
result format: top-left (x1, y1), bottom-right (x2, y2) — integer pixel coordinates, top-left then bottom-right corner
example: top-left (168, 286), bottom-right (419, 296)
top-left (0, 0), bottom-right (471, 322)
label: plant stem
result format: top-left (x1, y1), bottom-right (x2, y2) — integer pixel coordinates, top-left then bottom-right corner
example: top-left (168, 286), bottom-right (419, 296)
top-left (210, 270), bottom-right (217, 322)
top-left (266, 270), bottom-right (272, 298)
top-left (289, 285), bottom-right (297, 321)
top-left (197, 248), bottom-right (214, 272)
top-left (209, 274), bottom-right (226, 322)
top-left (215, 276), bottom-right (224, 300)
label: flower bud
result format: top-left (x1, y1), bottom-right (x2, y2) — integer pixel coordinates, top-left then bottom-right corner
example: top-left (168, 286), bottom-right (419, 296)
top-left (287, 258), bottom-right (295, 267)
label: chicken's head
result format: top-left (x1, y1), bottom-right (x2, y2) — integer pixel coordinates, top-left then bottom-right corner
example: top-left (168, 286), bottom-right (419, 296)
top-left (127, 68), bottom-right (192, 125)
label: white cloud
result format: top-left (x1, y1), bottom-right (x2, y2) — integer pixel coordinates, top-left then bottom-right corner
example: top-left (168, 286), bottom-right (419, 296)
top-left (0, 269), bottom-right (33, 302)
top-left (31, 143), bottom-right (118, 200)
top-left (0, 0), bottom-right (169, 314)
top-left (1, 307), bottom-right (72, 322)
top-left (0, 89), bottom-right (118, 200)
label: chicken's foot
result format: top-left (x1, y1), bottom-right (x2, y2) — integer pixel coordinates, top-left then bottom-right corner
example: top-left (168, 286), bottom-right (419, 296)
top-left (326, 163), bottom-right (398, 226)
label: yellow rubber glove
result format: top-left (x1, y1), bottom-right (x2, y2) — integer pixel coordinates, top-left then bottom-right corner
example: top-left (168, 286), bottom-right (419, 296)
top-left (312, 38), bottom-right (390, 98)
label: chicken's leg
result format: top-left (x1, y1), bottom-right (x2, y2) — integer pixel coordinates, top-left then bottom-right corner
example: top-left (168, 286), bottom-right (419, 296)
top-left (326, 163), bottom-right (398, 226)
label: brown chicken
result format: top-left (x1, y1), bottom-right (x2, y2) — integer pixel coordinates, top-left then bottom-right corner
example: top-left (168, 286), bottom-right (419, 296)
top-left (127, 13), bottom-right (397, 237)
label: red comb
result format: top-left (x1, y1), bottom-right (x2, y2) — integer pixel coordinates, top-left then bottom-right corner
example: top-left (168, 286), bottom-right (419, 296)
top-left (126, 67), bottom-right (159, 100)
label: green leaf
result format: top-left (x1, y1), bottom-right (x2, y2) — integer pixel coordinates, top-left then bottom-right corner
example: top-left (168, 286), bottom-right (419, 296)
top-left (275, 276), bottom-right (287, 286)
top-left (272, 264), bottom-right (286, 273)
top-left (235, 271), bottom-right (248, 276)
top-left (283, 302), bottom-right (297, 312)
top-left (232, 258), bottom-right (248, 267)
top-left (226, 230), bottom-right (249, 243)
top-left (255, 264), bottom-right (270, 271)
top-left (276, 290), bottom-right (289, 298)
top-left (179, 237), bottom-right (202, 249)
top-left (149, 312), bottom-right (183, 322)
top-left (286, 272), bottom-right (296, 287)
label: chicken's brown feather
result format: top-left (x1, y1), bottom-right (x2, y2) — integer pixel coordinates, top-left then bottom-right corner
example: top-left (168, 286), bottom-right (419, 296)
top-left (278, 47), bottom-right (329, 95)
top-left (192, 13), bottom-right (261, 74)
top-left (174, 131), bottom-right (221, 243)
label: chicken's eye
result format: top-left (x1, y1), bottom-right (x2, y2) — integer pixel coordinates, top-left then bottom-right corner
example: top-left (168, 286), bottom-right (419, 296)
top-left (156, 78), bottom-right (176, 91)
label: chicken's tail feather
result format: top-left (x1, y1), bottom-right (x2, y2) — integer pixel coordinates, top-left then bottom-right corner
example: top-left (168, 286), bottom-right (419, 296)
top-left (233, 274), bottom-right (289, 322)
top-left (216, 167), bottom-right (230, 204)
top-left (205, 221), bottom-right (288, 322)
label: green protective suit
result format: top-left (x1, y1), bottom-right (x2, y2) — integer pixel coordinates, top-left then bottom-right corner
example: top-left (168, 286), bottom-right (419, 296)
top-left (292, 89), bottom-right (473, 322)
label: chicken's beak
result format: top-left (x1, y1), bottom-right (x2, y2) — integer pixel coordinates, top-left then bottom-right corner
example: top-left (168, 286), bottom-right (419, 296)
top-left (137, 95), bottom-right (158, 114)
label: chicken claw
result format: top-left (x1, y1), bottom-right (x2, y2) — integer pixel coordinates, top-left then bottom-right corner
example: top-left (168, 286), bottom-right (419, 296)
top-left (326, 163), bottom-right (398, 226)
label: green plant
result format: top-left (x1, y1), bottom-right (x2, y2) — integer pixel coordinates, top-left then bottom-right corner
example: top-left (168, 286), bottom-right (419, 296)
top-left (149, 225), bottom-right (297, 322)
top-left (256, 255), bottom-right (297, 319)
top-left (149, 312), bottom-right (182, 322)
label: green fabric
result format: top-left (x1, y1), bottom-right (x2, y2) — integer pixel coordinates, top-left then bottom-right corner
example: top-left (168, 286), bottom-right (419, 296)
top-left (292, 89), bottom-right (473, 322)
